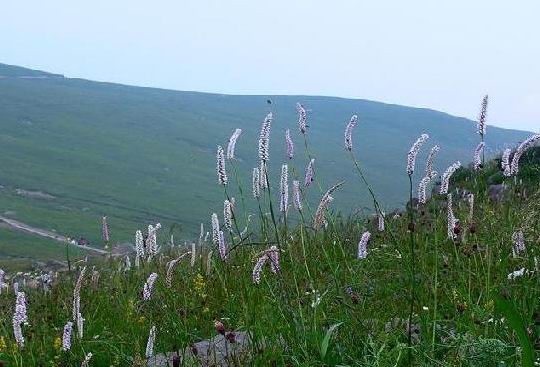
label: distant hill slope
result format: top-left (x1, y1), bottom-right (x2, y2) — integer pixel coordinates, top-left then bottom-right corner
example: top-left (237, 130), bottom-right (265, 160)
top-left (0, 63), bottom-right (531, 248)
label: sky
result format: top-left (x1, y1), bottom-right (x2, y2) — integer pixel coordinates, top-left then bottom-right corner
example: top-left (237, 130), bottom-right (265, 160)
top-left (1, 0), bottom-right (539, 131)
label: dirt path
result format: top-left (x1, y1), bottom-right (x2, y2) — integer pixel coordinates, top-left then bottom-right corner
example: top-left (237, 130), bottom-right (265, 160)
top-left (0, 216), bottom-right (108, 255)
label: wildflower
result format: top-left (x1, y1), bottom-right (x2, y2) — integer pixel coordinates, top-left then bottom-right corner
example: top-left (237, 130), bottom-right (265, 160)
top-left (511, 231), bottom-right (526, 258)
top-left (0, 268), bottom-right (6, 295)
top-left (81, 352), bottom-right (93, 367)
top-left (510, 134), bottom-right (540, 175)
top-left (216, 145), bottom-right (228, 185)
top-left (223, 200), bottom-right (232, 232)
top-left (194, 273), bottom-right (207, 298)
top-left (406, 133), bottom-right (429, 175)
top-left (425, 145), bottom-right (440, 177)
top-left (440, 161), bottom-right (461, 194)
top-left (124, 255), bottom-right (131, 271)
top-left (252, 167), bottom-right (261, 198)
top-left (477, 95), bottom-right (488, 137)
top-left (76, 312), bottom-right (84, 339)
top-left (377, 211), bottom-right (385, 232)
top-left (292, 180), bottom-right (302, 210)
top-left (135, 230), bottom-right (144, 266)
top-left (259, 160), bottom-right (268, 190)
top-left (313, 182), bottom-right (345, 230)
top-left (279, 164), bottom-right (289, 213)
top-left (226, 128), bottom-right (242, 160)
top-left (53, 336), bottom-right (62, 351)
top-left (12, 291), bottom-right (27, 348)
top-left (146, 326), bottom-right (156, 358)
top-left (296, 103), bottom-right (307, 133)
top-left (62, 321), bottom-right (73, 351)
top-left (73, 266), bottom-right (86, 325)
top-left (285, 129), bottom-right (294, 159)
top-left (447, 194), bottom-right (457, 240)
top-left (191, 242), bottom-right (197, 267)
top-left (507, 268), bottom-right (526, 280)
top-left (145, 223), bottom-right (161, 258)
top-left (166, 252), bottom-right (191, 288)
top-left (304, 158), bottom-right (315, 187)
top-left (258, 113), bottom-right (272, 162)
top-left (501, 148), bottom-right (512, 177)
top-left (268, 245), bottom-right (280, 273)
top-left (211, 213), bottom-right (220, 245)
top-left (344, 115), bottom-right (358, 151)
top-left (143, 273), bottom-right (158, 301)
top-left (418, 172), bottom-right (437, 204)
top-left (101, 216), bottom-right (109, 242)
top-left (473, 142), bottom-right (485, 171)
top-left (357, 231), bottom-right (371, 259)
top-left (218, 231), bottom-right (227, 260)
top-left (252, 254), bottom-right (268, 284)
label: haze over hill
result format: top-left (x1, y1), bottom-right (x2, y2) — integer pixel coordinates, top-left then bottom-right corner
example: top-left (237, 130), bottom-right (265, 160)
top-left (0, 63), bottom-right (531, 254)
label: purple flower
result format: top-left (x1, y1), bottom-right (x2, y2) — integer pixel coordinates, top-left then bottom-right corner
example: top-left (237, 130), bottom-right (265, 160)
top-left (216, 145), bottom-right (228, 185)
top-left (279, 164), bottom-right (289, 213)
top-left (477, 95), bottom-right (488, 137)
top-left (406, 134), bottom-right (429, 176)
top-left (252, 167), bottom-right (261, 198)
top-left (223, 200), bottom-right (232, 232)
top-left (211, 213), bottom-right (220, 245)
top-left (143, 273), bottom-right (158, 301)
top-left (285, 129), bottom-right (294, 159)
top-left (473, 142), bottom-right (485, 171)
top-left (258, 113), bottom-right (272, 163)
top-left (218, 230), bottom-right (227, 260)
top-left (313, 182), bottom-right (345, 230)
top-left (304, 159), bottom-right (315, 187)
top-left (268, 245), bottom-right (280, 273)
top-left (425, 145), bottom-right (440, 177)
top-left (510, 134), bottom-right (540, 175)
top-left (447, 194), bottom-right (457, 240)
top-left (344, 115), bottom-right (358, 151)
top-left (292, 180), bottom-right (302, 210)
top-left (296, 103), bottom-right (307, 133)
top-left (62, 321), bottom-right (73, 351)
top-left (501, 148), bottom-right (512, 177)
top-left (226, 128), bottom-right (242, 160)
top-left (357, 231), bottom-right (371, 259)
top-left (252, 254), bottom-right (268, 284)
top-left (440, 161), bottom-right (461, 194)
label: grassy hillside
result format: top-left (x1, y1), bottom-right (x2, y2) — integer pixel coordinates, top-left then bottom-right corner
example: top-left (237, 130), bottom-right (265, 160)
top-left (0, 63), bottom-right (531, 257)
top-left (0, 150), bottom-right (539, 366)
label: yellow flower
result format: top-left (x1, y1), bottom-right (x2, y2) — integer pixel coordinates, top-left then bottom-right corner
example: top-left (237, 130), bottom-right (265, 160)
top-left (53, 336), bottom-right (62, 351)
top-left (138, 316), bottom-right (145, 324)
top-left (484, 299), bottom-right (495, 313)
top-left (194, 273), bottom-right (207, 299)
top-left (0, 336), bottom-right (7, 352)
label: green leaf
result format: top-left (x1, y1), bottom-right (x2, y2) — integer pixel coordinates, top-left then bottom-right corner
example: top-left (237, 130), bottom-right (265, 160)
top-left (320, 322), bottom-right (343, 360)
top-left (495, 297), bottom-right (534, 367)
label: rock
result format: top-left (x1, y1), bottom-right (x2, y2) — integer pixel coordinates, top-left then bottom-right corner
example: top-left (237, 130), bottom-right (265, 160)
top-left (487, 184), bottom-right (507, 203)
top-left (147, 331), bottom-right (252, 367)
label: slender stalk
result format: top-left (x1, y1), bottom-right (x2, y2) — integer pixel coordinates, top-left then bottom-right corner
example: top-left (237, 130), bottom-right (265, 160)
top-left (407, 174), bottom-right (416, 364)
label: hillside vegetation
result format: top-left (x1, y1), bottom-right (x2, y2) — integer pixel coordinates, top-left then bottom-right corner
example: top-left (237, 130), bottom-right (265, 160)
top-left (0, 63), bottom-right (532, 261)
top-left (0, 99), bottom-right (539, 365)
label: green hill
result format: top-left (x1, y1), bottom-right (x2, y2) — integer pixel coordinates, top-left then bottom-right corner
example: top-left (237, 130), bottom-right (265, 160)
top-left (0, 63), bottom-right (531, 257)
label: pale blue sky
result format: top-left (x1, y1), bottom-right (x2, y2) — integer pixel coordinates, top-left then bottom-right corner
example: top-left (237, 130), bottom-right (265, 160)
top-left (1, 0), bottom-right (539, 131)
